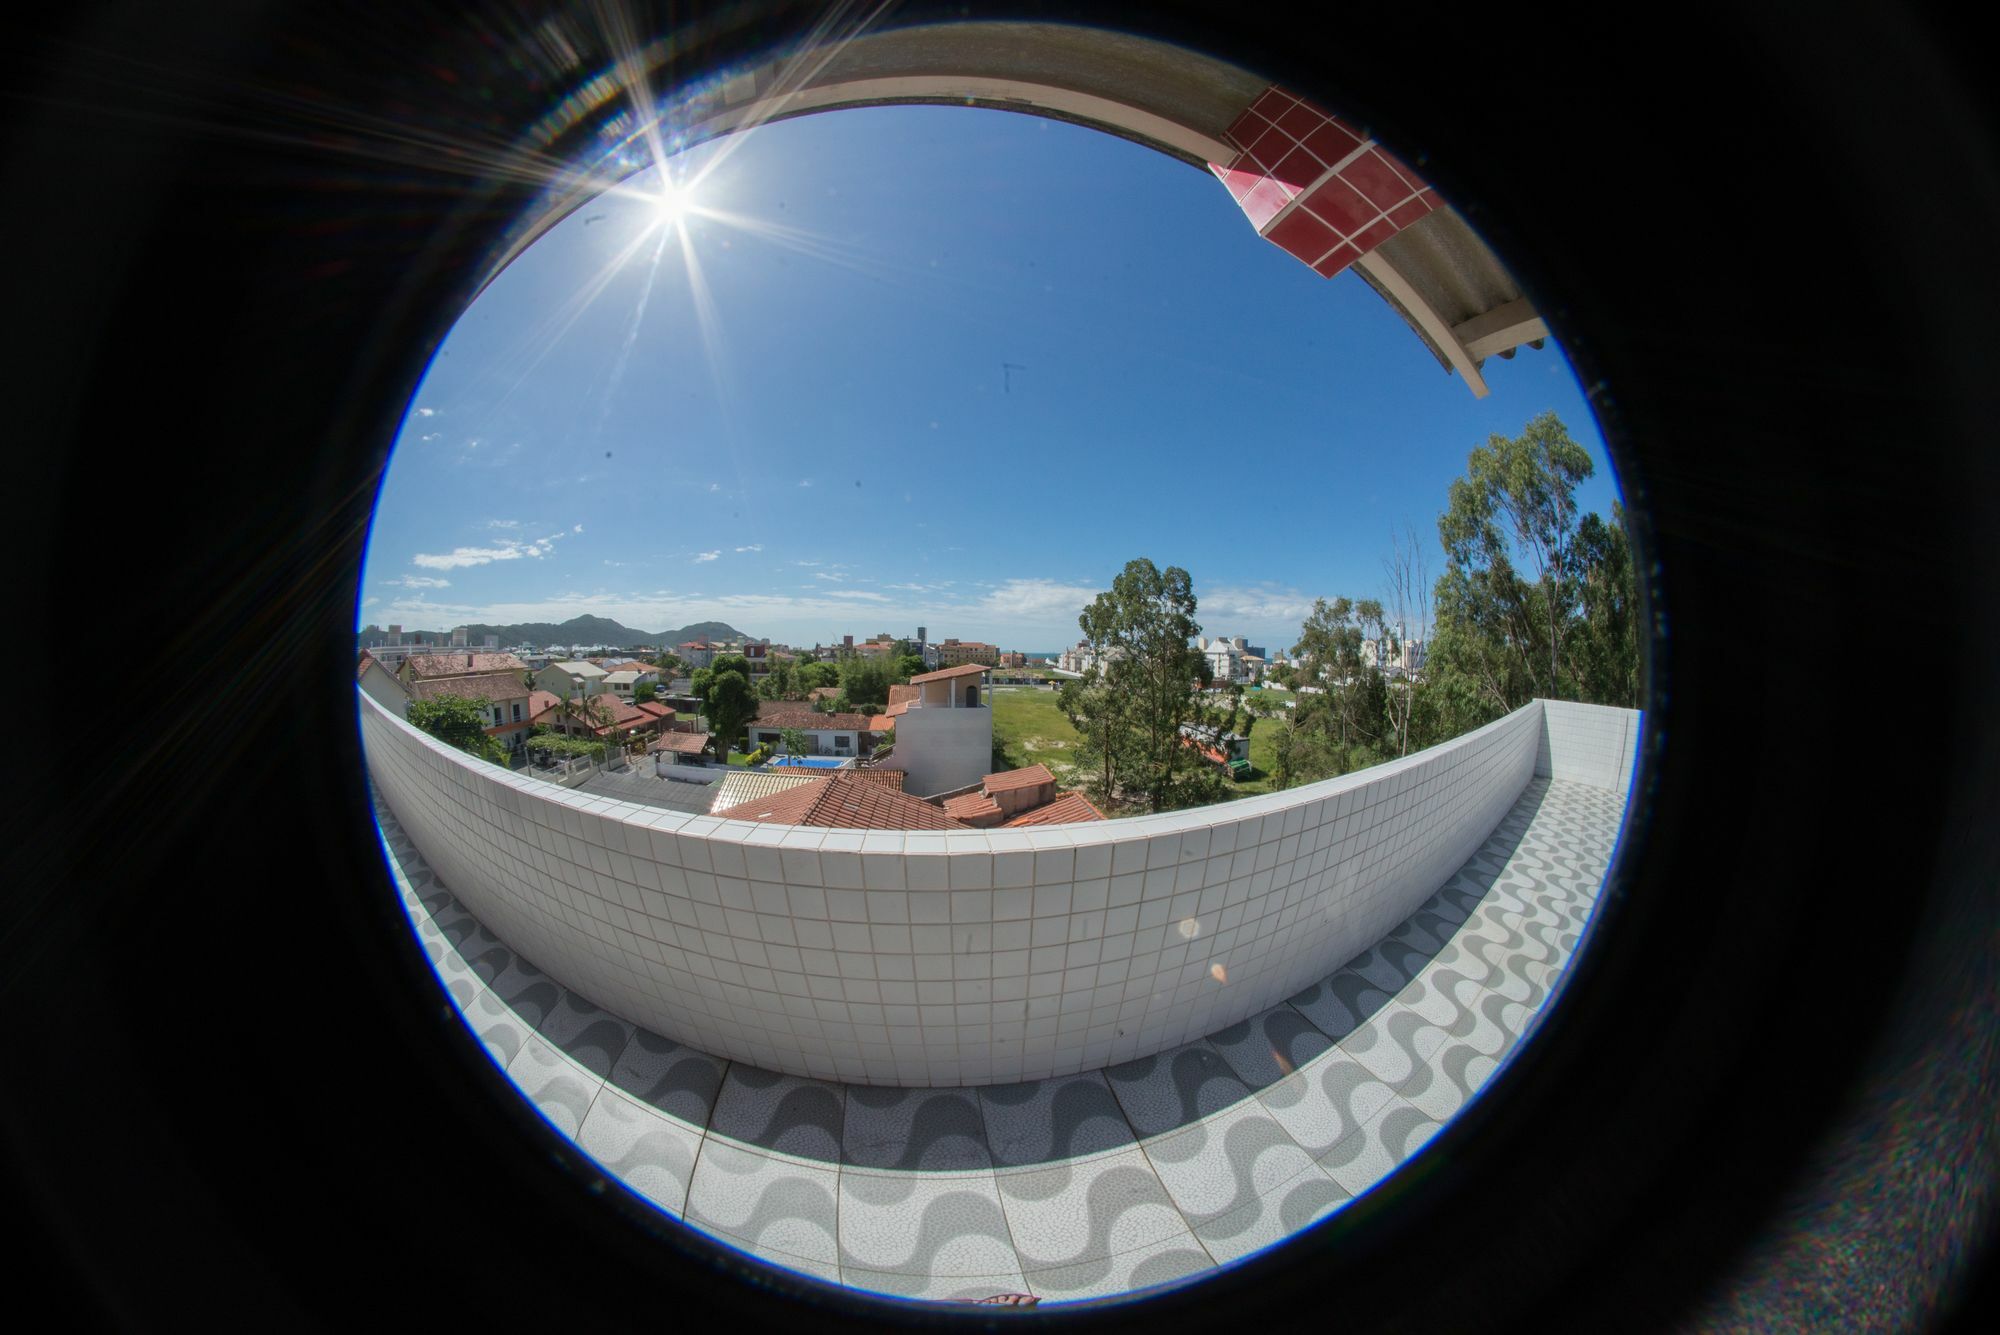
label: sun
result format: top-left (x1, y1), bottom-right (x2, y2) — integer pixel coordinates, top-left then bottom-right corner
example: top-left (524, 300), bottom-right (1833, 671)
top-left (651, 174), bottom-right (694, 228)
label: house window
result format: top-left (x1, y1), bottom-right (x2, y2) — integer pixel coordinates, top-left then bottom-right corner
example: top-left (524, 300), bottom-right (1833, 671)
top-left (834, 735), bottom-right (850, 750)
top-left (512, 703), bottom-right (522, 721)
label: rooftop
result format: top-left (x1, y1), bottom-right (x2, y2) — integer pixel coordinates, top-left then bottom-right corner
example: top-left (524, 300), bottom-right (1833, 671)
top-left (908, 662), bottom-right (992, 685)
top-left (712, 772), bottom-right (969, 830)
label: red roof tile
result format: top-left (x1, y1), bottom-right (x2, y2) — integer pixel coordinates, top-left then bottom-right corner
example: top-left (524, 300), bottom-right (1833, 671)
top-left (909, 663), bottom-right (992, 685)
top-left (755, 707), bottom-right (873, 732)
top-left (713, 773), bottom-right (967, 830)
top-left (983, 764), bottom-right (1055, 793)
top-left (1002, 792), bottom-right (1107, 826)
top-left (401, 652), bottom-right (527, 679)
top-left (405, 671), bottom-right (530, 705)
top-left (650, 731), bottom-right (711, 754)
top-left (943, 792), bottom-right (1002, 821)
top-left (887, 684), bottom-right (921, 708)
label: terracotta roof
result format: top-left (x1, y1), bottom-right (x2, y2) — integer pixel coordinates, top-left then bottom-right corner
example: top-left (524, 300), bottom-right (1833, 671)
top-left (887, 684), bottom-right (920, 708)
top-left (850, 768), bottom-right (905, 790)
top-left (401, 652), bottom-right (527, 679)
top-left (649, 731), bottom-right (711, 754)
top-left (943, 792), bottom-right (1003, 822)
top-left (405, 671), bottom-right (529, 704)
top-left (356, 651), bottom-right (382, 681)
top-left (1002, 791), bottom-right (1107, 826)
top-left (713, 773), bottom-right (970, 830)
top-left (808, 686), bottom-right (843, 703)
top-left (908, 662), bottom-right (992, 685)
top-left (983, 763), bottom-right (1055, 793)
top-left (708, 770), bottom-right (821, 813)
top-left (633, 701), bottom-right (675, 721)
top-left (868, 714), bottom-right (897, 733)
top-left (755, 707), bottom-right (873, 731)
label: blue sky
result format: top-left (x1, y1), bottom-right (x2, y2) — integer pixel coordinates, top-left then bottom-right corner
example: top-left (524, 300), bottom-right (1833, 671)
top-left (362, 103), bottom-right (1620, 652)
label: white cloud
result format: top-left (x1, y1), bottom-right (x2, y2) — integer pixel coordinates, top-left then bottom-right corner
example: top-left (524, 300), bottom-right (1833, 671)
top-left (385, 575), bottom-right (451, 589)
top-left (734, 544), bottom-right (762, 553)
top-left (694, 550), bottom-right (721, 563)
top-left (411, 528), bottom-right (567, 570)
top-left (1199, 585), bottom-right (1318, 625)
top-left (794, 560), bottom-right (823, 568)
top-left (574, 523), bottom-right (584, 533)
top-left (415, 407), bottom-right (437, 417)
top-left (811, 571), bottom-right (844, 582)
top-left (798, 478), bottom-right (813, 488)
top-left (708, 483), bottom-right (720, 492)
top-left (821, 590), bottom-right (891, 602)
top-left (419, 432), bottom-right (441, 442)
top-left (974, 578), bottom-right (1101, 623)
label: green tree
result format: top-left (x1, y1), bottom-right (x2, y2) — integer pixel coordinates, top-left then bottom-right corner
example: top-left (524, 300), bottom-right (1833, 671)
top-left (1084, 558), bottom-right (1209, 814)
top-left (796, 661), bottom-right (840, 692)
top-left (634, 681), bottom-right (657, 704)
top-left (838, 656), bottom-right (894, 708)
top-left (408, 694), bottom-right (507, 765)
top-left (777, 726), bottom-right (811, 762)
top-left (703, 672), bottom-right (757, 761)
top-left (1425, 410), bottom-right (1640, 725)
top-left (893, 654), bottom-right (926, 682)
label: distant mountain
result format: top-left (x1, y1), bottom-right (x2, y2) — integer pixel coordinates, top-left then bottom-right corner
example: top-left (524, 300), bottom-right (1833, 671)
top-left (357, 616), bottom-right (749, 649)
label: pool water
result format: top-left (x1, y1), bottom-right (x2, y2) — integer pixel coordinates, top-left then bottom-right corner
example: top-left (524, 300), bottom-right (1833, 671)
top-left (767, 756), bottom-right (851, 770)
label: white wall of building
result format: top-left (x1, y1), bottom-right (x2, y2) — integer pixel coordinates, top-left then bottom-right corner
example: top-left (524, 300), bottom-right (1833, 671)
top-left (1536, 698), bottom-right (1644, 795)
top-left (881, 705), bottom-right (992, 798)
top-left (361, 691), bottom-right (1614, 1087)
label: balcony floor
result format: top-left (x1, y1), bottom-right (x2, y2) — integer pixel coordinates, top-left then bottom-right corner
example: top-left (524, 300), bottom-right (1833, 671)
top-left (373, 774), bottom-right (1625, 1305)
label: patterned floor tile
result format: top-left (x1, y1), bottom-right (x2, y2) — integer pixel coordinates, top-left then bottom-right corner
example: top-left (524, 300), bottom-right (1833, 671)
top-left (537, 989), bottom-right (637, 1079)
top-left (1204, 1005), bottom-right (1335, 1091)
top-left (1142, 1101), bottom-right (1317, 1229)
top-left (840, 1267), bottom-right (1034, 1303)
top-left (979, 1072), bottom-right (1137, 1169)
top-left (1023, 1233), bottom-right (1214, 1303)
top-left (505, 1033), bottom-right (602, 1139)
top-left (1103, 1042), bottom-right (1250, 1138)
top-left (1317, 1096), bottom-right (1443, 1197)
top-left (607, 1028), bottom-right (728, 1127)
top-left (576, 1085), bottom-right (705, 1216)
top-left (685, 1139), bottom-right (841, 1266)
top-left (842, 1085), bottom-right (992, 1171)
top-left (1255, 1052), bottom-right (1400, 1158)
top-left (838, 1169), bottom-right (1016, 1276)
top-left (996, 1147), bottom-right (1189, 1269)
top-left (708, 1065), bottom-right (845, 1163)
top-left (1191, 1158), bottom-right (1350, 1265)
top-left (370, 767), bottom-right (1624, 1302)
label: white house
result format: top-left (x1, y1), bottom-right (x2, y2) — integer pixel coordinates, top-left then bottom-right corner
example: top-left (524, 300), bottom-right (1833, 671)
top-left (534, 660), bottom-right (608, 699)
top-left (748, 706), bottom-right (872, 760)
top-left (602, 666), bottom-right (659, 700)
top-left (871, 663), bottom-right (992, 798)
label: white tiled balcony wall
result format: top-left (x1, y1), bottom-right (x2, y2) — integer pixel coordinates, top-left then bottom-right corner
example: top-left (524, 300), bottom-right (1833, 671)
top-left (1535, 698), bottom-right (1645, 794)
top-left (361, 693), bottom-right (1590, 1087)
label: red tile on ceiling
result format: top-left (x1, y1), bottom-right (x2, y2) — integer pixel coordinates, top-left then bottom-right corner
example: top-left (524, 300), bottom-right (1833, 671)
top-left (1224, 108), bottom-right (1273, 153)
top-left (1276, 99), bottom-right (1328, 142)
top-left (1387, 193), bottom-right (1435, 229)
top-left (1265, 206), bottom-right (1341, 264)
top-left (1312, 242), bottom-right (1361, 278)
top-left (1211, 162), bottom-right (1264, 204)
top-left (1378, 148), bottom-right (1430, 192)
top-left (1301, 174), bottom-right (1379, 235)
top-left (1342, 149), bottom-right (1417, 210)
top-left (1251, 87), bottom-right (1296, 120)
top-left (1241, 178), bottom-right (1294, 231)
top-left (1245, 122), bottom-right (1295, 168)
top-left (1349, 216), bottom-right (1400, 255)
top-left (1303, 120), bottom-right (1365, 169)
top-left (1270, 145), bottom-right (1326, 194)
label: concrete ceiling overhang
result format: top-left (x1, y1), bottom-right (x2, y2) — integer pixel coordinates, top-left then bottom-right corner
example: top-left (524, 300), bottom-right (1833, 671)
top-left (480, 20), bottom-right (1544, 397)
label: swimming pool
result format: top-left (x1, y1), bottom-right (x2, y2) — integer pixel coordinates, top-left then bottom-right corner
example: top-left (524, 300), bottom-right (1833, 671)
top-left (765, 756), bottom-right (852, 770)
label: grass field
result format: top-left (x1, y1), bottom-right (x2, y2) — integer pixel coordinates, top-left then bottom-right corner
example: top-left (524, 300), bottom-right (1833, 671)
top-left (989, 684), bottom-right (1293, 806)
